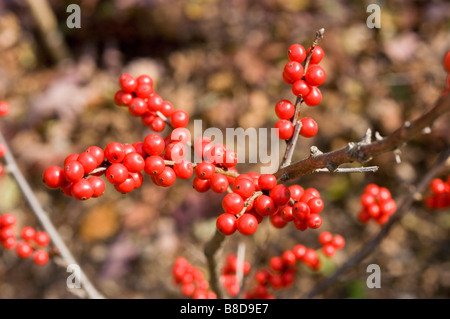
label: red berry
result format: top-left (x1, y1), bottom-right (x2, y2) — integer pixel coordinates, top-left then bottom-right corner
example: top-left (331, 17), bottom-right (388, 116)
top-left (63, 161), bottom-right (85, 182)
top-left (237, 213), bottom-right (258, 235)
top-left (170, 110), bottom-right (189, 128)
top-left (292, 80), bottom-right (311, 97)
top-left (33, 250), bottom-right (49, 265)
top-left (16, 242), bottom-right (33, 258)
top-left (331, 234), bottom-right (345, 249)
top-left (292, 244), bottom-right (307, 260)
top-left (289, 185), bottom-right (304, 201)
top-left (430, 178), bottom-right (445, 194)
top-left (106, 163), bottom-right (129, 185)
top-left (323, 244), bottom-right (336, 257)
top-left (305, 64), bottom-right (326, 86)
top-left (307, 214), bottom-right (322, 229)
top-left (173, 159), bottom-right (193, 179)
top-left (104, 142), bottom-right (125, 163)
top-left (114, 176), bottom-right (135, 193)
top-left (270, 212), bottom-right (287, 228)
top-left (195, 161), bottom-right (216, 180)
top-left (303, 86), bottom-right (322, 106)
top-left (150, 117), bottom-right (166, 132)
top-left (303, 248), bottom-right (319, 267)
top-left (233, 177), bottom-right (255, 198)
top-left (444, 50), bottom-right (450, 73)
top-left (135, 83), bottom-right (153, 99)
top-left (281, 250), bottom-right (297, 266)
top-left (210, 174), bottom-right (229, 193)
top-left (114, 90), bottom-right (133, 106)
top-left (283, 61), bottom-right (304, 84)
top-left (64, 153), bottom-right (79, 166)
top-left (144, 155), bottom-right (166, 176)
top-left (160, 101), bottom-right (175, 117)
top-left (193, 177), bottom-right (210, 193)
top-left (365, 184), bottom-right (380, 196)
top-left (71, 179), bottom-right (94, 200)
top-left (222, 193), bottom-right (245, 215)
top-left (380, 199), bottom-right (396, 216)
top-left (279, 205), bottom-right (294, 222)
top-left (0, 101), bottom-right (10, 116)
top-left (86, 146), bottom-right (105, 165)
top-left (88, 176), bottom-right (106, 197)
top-left (216, 213), bottom-right (237, 236)
top-left (77, 152), bottom-right (98, 174)
top-left (254, 195), bottom-right (276, 217)
top-left (288, 43), bottom-right (306, 63)
top-left (21, 226), bottom-right (36, 241)
top-left (164, 142), bottom-right (186, 161)
top-left (129, 97), bottom-right (148, 117)
top-left (143, 134), bottom-right (165, 155)
top-left (0, 227), bottom-right (15, 241)
top-left (43, 166), bottom-right (65, 189)
top-left (270, 184), bottom-right (291, 206)
top-left (275, 120), bottom-right (294, 140)
top-left (361, 193), bottom-right (376, 207)
top-left (123, 152), bottom-right (145, 172)
top-left (129, 172), bottom-right (143, 188)
top-left (307, 197), bottom-right (324, 214)
top-left (258, 174), bottom-right (277, 190)
top-left (275, 99), bottom-right (295, 120)
top-left (306, 46), bottom-right (324, 64)
top-left (269, 256), bottom-right (285, 272)
top-left (222, 148), bottom-right (238, 168)
top-left (119, 73), bottom-right (137, 93)
top-left (367, 204), bottom-right (381, 218)
top-left (318, 231), bottom-right (333, 245)
top-left (147, 94), bottom-right (164, 112)
top-left (155, 166), bottom-right (177, 187)
top-left (299, 117), bottom-right (318, 138)
top-left (2, 237), bottom-right (16, 249)
top-left (171, 128), bottom-right (190, 144)
top-left (292, 201), bottom-right (310, 220)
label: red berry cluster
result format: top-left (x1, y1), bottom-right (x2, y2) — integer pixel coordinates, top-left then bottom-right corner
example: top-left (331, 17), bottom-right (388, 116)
top-left (274, 44), bottom-right (325, 141)
top-left (425, 176), bottom-right (450, 210)
top-left (443, 50), bottom-right (450, 95)
top-left (220, 254), bottom-right (251, 296)
top-left (244, 244), bottom-right (321, 299)
top-left (318, 231), bottom-right (345, 257)
top-left (0, 101), bottom-right (9, 176)
top-left (0, 214), bottom-right (50, 265)
top-left (172, 257), bottom-right (217, 299)
top-left (191, 136), bottom-right (238, 193)
top-left (216, 174), bottom-right (325, 236)
top-left (114, 74), bottom-right (189, 131)
top-left (358, 184), bottom-right (397, 225)
top-left (271, 185), bottom-right (324, 231)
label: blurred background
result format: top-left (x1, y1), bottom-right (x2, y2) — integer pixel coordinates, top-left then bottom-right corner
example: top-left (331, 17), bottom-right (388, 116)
top-left (0, 0), bottom-right (449, 298)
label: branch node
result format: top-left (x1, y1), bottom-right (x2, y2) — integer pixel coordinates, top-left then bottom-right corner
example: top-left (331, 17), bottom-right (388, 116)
top-left (404, 121), bottom-right (411, 128)
top-left (375, 131), bottom-right (383, 141)
top-left (326, 162), bottom-right (338, 172)
top-left (361, 128), bottom-right (372, 144)
top-left (394, 149), bottom-right (402, 164)
top-left (422, 126), bottom-right (432, 134)
top-left (310, 146), bottom-right (323, 158)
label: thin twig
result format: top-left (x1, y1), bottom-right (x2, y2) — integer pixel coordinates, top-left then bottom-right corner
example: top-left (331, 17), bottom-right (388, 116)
top-left (313, 166), bottom-right (379, 173)
top-left (303, 146), bottom-right (450, 299)
top-left (0, 131), bottom-right (104, 299)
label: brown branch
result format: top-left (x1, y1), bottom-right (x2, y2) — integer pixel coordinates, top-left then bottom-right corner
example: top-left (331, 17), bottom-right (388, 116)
top-left (303, 146), bottom-right (450, 299)
top-left (275, 93), bottom-right (450, 182)
top-left (204, 229), bottom-right (226, 299)
top-left (0, 131), bottom-right (104, 299)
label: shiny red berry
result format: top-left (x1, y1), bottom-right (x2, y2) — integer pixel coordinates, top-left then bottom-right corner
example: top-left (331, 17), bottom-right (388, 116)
top-left (275, 120), bottom-right (294, 140)
top-left (299, 117), bottom-right (318, 137)
top-left (216, 213), bottom-right (237, 236)
top-left (236, 213), bottom-right (258, 235)
top-left (275, 99), bottom-right (295, 120)
top-left (43, 166), bottom-right (65, 189)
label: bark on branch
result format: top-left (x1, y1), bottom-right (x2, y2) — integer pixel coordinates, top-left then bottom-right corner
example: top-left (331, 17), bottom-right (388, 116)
top-left (275, 94), bottom-right (450, 182)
